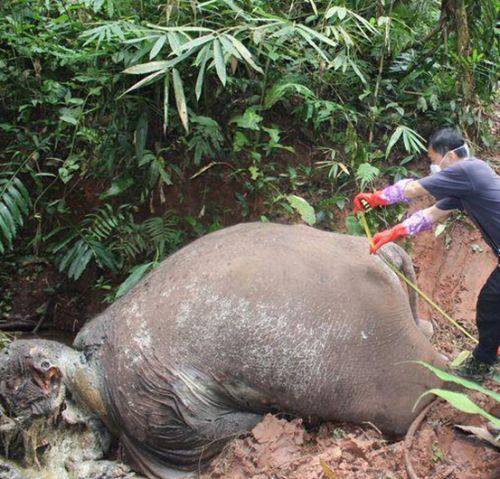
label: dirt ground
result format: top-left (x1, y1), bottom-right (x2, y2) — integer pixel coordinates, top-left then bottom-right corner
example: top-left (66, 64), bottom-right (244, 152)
top-left (198, 224), bottom-right (500, 479)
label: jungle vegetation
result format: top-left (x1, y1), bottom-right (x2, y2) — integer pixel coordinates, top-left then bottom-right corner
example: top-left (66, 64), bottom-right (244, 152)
top-left (0, 0), bottom-right (498, 309)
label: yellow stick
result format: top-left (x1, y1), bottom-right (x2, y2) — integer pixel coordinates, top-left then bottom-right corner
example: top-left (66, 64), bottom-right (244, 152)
top-left (358, 212), bottom-right (478, 344)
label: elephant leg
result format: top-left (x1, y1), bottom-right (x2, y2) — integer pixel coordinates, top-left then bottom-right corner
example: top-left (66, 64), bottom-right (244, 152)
top-left (379, 242), bottom-right (434, 337)
top-left (199, 410), bottom-right (263, 445)
top-left (122, 410), bottom-right (262, 478)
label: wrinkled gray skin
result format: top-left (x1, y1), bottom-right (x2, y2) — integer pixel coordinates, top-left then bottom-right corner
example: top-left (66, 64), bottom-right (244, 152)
top-left (0, 223), bottom-right (445, 479)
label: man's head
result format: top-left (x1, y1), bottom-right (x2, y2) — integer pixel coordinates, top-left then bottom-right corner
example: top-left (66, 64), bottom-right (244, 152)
top-left (428, 128), bottom-right (469, 172)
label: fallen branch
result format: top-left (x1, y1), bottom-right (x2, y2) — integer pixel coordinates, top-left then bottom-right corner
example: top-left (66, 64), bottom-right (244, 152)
top-left (404, 399), bottom-right (439, 479)
top-left (0, 319), bottom-right (47, 331)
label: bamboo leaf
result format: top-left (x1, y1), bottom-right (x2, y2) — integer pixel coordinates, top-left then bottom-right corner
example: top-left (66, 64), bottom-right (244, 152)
top-left (386, 126), bottom-right (404, 158)
top-left (297, 29), bottom-right (329, 62)
top-left (213, 39), bottom-right (227, 86)
top-left (116, 262), bottom-right (154, 298)
top-left (120, 69), bottom-right (165, 97)
top-left (403, 129), bottom-right (410, 152)
top-left (195, 45), bottom-right (210, 101)
top-left (298, 24), bottom-right (337, 48)
top-left (171, 33), bottom-right (214, 56)
top-left (219, 35), bottom-right (241, 60)
top-left (414, 361), bottom-right (500, 402)
top-left (167, 32), bottom-right (182, 51)
top-left (163, 72), bottom-right (170, 134)
top-left (172, 68), bottom-right (189, 133)
top-left (149, 35), bottom-right (167, 60)
top-left (416, 389), bottom-right (500, 428)
top-left (123, 61), bottom-right (171, 75)
top-left (227, 35), bottom-right (263, 73)
top-left (348, 59), bottom-right (366, 84)
top-left (308, 0), bottom-right (318, 16)
top-left (146, 24), bottom-right (212, 33)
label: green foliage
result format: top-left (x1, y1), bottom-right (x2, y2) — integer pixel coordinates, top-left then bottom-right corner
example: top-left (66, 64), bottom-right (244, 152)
top-left (0, 0), bottom-right (496, 299)
top-left (420, 388), bottom-right (499, 428)
top-left (115, 261), bottom-right (155, 298)
top-left (0, 331), bottom-right (12, 350)
top-left (345, 214), bottom-right (364, 236)
top-left (415, 362), bottom-right (500, 429)
top-left (286, 195), bottom-right (316, 226)
top-left (49, 206), bottom-right (181, 280)
top-left (385, 126), bottom-right (426, 159)
top-left (0, 173), bottom-right (30, 253)
top-left (356, 163), bottom-right (380, 190)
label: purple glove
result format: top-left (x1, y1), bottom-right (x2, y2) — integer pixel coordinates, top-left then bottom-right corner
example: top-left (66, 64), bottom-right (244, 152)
top-left (380, 179), bottom-right (413, 205)
top-left (401, 210), bottom-right (434, 236)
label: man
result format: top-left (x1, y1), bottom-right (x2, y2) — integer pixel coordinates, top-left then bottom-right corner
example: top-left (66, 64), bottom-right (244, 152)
top-left (353, 127), bottom-right (500, 381)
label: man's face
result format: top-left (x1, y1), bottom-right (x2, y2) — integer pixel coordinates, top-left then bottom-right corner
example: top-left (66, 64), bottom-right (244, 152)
top-left (427, 146), bottom-right (444, 167)
top-left (428, 146), bottom-right (458, 169)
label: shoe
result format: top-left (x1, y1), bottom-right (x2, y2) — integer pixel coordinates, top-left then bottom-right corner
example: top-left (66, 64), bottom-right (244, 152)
top-left (453, 355), bottom-right (494, 382)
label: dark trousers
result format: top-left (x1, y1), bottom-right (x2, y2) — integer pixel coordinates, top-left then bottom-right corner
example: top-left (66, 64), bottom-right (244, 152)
top-left (473, 265), bottom-right (500, 365)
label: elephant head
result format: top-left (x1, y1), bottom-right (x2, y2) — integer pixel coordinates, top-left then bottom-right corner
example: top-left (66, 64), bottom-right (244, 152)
top-left (0, 340), bottom-right (66, 431)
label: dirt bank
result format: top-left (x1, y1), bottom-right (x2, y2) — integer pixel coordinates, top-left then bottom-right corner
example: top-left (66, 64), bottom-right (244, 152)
top-left (411, 206), bottom-right (497, 359)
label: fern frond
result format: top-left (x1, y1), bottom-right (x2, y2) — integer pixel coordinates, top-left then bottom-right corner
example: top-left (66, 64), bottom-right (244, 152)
top-left (0, 176), bottom-right (31, 253)
top-left (142, 214), bottom-right (181, 257)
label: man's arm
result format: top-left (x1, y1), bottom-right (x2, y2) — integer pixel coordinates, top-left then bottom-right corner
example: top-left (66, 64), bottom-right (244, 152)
top-left (370, 204), bottom-right (454, 253)
top-left (403, 180), bottom-right (429, 199)
top-left (354, 179), bottom-right (433, 213)
top-left (424, 204), bottom-right (454, 223)
top-left (354, 164), bottom-right (471, 213)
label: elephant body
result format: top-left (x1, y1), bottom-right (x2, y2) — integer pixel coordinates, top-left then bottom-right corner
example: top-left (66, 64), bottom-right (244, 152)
top-left (1, 223), bottom-right (444, 479)
top-left (74, 223), bottom-right (443, 477)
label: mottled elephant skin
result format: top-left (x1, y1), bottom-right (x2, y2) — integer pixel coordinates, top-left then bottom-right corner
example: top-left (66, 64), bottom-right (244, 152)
top-left (0, 223), bottom-right (445, 479)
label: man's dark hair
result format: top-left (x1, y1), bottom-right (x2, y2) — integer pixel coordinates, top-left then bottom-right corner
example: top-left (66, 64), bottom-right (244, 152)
top-left (428, 127), bottom-right (468, 158)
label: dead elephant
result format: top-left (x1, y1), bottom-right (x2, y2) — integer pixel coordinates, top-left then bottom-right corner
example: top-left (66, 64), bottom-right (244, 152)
top-left (0, 223), bottom-right (445, 478)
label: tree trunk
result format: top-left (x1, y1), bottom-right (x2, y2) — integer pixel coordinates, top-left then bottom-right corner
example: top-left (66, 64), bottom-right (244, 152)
top-left (442, 0), bottom-right (474, 101)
